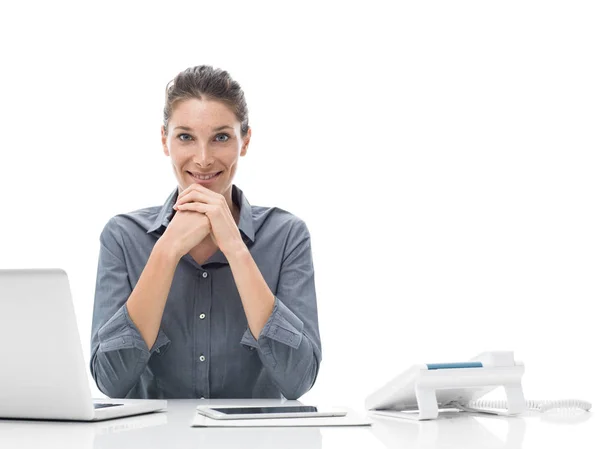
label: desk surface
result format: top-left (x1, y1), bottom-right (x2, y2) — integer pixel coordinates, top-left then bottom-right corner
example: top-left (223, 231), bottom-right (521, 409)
top-left (0, 399), bottom-right (597, 448)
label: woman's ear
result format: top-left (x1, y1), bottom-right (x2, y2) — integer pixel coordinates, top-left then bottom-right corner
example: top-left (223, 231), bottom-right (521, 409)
top-left (241, 127), bottom-right (251, 157)
top-left (161, 126), bottom-right (170, 156)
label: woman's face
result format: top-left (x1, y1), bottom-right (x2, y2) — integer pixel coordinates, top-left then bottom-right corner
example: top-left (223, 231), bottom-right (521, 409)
top-left (161, 97), bottom-right (250, 196)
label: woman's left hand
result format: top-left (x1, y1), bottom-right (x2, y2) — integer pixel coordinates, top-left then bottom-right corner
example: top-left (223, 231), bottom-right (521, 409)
top-left (173, 184), bottom-right (245, 257)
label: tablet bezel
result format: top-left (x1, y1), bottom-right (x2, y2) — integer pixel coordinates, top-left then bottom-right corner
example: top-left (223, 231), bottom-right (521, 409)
top-left (196, 405), bottom-right (347, 420)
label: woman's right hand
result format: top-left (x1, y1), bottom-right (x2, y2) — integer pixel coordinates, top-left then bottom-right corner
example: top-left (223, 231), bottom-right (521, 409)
top-left (160, 209), bottom-right (212, 259)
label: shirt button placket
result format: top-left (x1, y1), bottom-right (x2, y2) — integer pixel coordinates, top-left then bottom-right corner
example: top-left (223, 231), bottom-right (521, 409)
top-left (197, 269), bottom-right (211, 398)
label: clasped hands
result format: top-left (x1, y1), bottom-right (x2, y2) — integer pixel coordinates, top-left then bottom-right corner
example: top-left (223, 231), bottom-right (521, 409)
top-left (172, 184), bottom-right (245, 257)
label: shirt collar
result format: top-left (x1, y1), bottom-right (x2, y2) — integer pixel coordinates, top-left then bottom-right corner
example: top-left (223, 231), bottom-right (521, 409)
top-left (146, 187), bottom-right (178, 235)
top-left (147, 184), bottom-right (256, 244)
top-left (234, 184), bottom-right (256, 243)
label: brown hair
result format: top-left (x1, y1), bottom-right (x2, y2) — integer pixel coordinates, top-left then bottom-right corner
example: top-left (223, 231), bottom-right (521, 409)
top-left (163, 65), bottom-right (249, 137)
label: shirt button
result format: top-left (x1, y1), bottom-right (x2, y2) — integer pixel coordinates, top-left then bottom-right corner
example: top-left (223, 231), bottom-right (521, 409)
top-left (202, 272), bottom-right (208, 278)
top-left (199, 355), bottom-right (206, 362)
top-left (199, 313), bottom-right (206, 320)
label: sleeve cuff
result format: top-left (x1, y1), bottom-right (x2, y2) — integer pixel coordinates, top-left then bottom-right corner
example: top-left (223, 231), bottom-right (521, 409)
top-left (240, 296), bottom-right (304, 351)
top-left (98, 303), bottom-right (170, 355)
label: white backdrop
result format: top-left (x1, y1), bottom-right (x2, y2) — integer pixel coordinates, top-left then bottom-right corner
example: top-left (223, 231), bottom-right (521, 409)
top-left (0, 0), bottom-right (598, 413)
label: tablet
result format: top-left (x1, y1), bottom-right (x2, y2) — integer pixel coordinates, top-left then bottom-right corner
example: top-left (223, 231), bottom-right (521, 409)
top-left (196, 405), bottom-right (347, 420)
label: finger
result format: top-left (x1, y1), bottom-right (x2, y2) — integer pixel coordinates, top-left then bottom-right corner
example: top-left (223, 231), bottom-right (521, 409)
top-left (176, 184), bottom-right (206, 202)
top-left (177, 183), bottom-right (195, 198)
top-left (178, 188), bottom-right (228, 207)
top-left (177, 183), bottom-right (222, 203)
top-left (178, 183), bottom-right (219, 201)
top-left (174, 202), bottom-right (212, 213)
top-left (176, 190), bottom-right (215, 206)
top-left (189, 182), bottom-right (218, 194)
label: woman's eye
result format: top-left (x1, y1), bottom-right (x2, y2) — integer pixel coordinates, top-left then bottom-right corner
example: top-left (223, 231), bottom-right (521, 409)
top-left (177, 133), bottom-right (193, 141)
top-left (215, 133), bottom-right (230, 142)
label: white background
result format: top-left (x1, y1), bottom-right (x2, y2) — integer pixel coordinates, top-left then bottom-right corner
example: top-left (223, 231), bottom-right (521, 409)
top-left (0, 0), bottom-right (598, 415)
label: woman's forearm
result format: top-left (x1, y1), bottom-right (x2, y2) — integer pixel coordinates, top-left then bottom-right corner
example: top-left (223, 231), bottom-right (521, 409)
top-left (125, 238), bottom-right (181, 349)
top-left (224, 243), bottom-right (275, 339)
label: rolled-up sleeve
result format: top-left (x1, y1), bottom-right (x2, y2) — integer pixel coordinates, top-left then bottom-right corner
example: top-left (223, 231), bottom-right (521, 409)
top-left (240, 219), bottom-right (322, 399)
top-left (90, 217), bottom-right (170, 398)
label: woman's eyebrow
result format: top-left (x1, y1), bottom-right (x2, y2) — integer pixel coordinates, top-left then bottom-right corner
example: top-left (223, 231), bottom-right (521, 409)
top-left (174, 125), bottom-right (234, 132)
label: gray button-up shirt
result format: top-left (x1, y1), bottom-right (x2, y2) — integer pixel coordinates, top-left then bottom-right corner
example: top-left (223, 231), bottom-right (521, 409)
top-left (90, 184), bottom-right (321, 400)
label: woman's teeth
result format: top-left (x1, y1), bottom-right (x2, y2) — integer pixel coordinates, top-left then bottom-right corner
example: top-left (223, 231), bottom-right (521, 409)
top-left (191, 172), bottom-right (221, 180)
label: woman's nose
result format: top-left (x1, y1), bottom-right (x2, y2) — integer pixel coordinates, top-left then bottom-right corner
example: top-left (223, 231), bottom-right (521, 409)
top-left (193, 145), bottom-right (214, 167)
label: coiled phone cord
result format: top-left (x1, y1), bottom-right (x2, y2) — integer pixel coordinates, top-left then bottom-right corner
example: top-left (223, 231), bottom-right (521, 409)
top-left (463, 399), bottom-right (592, 412)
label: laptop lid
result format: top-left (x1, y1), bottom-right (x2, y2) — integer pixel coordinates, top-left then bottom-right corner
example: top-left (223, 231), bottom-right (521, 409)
top-left (0, 268), bottom-right (96, 420)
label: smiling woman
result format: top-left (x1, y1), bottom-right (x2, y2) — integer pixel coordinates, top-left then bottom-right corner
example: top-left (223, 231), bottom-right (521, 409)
top-left (89, 65), bottom-right (322, 400)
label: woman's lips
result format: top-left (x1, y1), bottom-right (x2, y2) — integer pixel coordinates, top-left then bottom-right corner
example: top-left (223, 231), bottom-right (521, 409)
top-left (188, 171), bottom-right (222, 185)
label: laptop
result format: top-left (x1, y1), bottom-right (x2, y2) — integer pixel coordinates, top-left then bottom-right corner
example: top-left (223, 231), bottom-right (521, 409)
top-left (0, 268), bottom-right (167, 421)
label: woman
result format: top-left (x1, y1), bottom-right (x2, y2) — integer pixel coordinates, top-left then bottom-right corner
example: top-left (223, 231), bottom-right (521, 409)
top-left (90, 65), bottom-right (322, 400)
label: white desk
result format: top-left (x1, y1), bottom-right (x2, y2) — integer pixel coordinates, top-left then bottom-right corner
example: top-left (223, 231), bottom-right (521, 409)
top-left (0, 399), bottom-right (596, 448)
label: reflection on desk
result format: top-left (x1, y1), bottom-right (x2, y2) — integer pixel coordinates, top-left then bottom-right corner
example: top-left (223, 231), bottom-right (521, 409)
top-left (0, 412), bottom-right (167, 449)
top-left (371, 411), bottom-right (525, 449)
top-left (370, 410), bottom-right (597, 449)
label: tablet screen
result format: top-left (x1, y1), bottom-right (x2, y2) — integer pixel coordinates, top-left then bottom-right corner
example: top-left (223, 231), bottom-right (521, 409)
top-left (211, 406), bottom-right (318, 415)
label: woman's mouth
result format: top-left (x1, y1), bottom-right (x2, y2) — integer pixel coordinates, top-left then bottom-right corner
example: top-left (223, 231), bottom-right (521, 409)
top-left (188, 171), bottom-right (223, 185)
